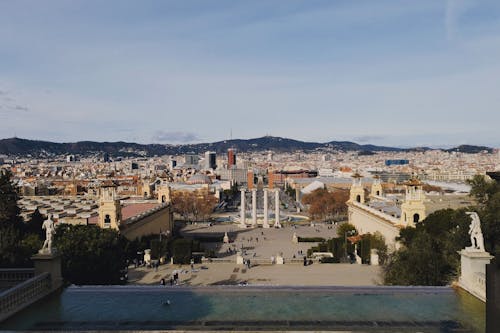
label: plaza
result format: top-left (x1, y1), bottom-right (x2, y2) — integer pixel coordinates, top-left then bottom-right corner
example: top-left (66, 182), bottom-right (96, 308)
top-left (128, 222), bottom-right (382, 286)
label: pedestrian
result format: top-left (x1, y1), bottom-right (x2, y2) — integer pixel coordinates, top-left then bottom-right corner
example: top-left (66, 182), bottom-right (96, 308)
top-left (160, 278), bottom-right (165, 286)
top-left (190, 258), bottom-right (194, 270)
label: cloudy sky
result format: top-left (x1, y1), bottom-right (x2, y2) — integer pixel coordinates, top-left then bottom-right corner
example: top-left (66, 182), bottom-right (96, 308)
top-left (1, 0), bottom-right (499, 148)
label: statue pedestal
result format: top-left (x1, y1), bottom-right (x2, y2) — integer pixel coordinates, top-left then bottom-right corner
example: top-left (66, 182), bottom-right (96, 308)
top-left (31, 251), bottom-right (63, 291)
top-left (236, 254), bottom-right (244, 265)
top-left (370, 249), bottom-right (379, 266)
top-left (458, 250), bottom-right (493, 302)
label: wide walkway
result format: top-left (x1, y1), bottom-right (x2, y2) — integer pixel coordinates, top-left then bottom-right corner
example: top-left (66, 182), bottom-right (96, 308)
top-left (127, 262), bottom-right (382, 286)
top-left (129, 222), bottom-right (381, 286)
top-left (180, 222), bottom-right (343, 260)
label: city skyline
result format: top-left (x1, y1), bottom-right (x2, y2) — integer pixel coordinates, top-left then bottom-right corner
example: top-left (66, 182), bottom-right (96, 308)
top-left (1, 1), bottom-right (500, 148)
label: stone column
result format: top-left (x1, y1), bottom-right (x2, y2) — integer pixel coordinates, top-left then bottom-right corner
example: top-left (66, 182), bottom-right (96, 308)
top-left (240, 189), bottom-right (246, 228)
top-left (263, 189), bottom-right (270, 228)
top-left (252, 189), bottom-right (257, 226)
top-left (275, 189), bottom-right (281, 228)
top-left (31, 252), bottom-right (63, 292)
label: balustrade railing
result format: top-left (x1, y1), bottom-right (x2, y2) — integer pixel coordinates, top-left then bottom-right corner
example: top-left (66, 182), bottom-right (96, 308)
top-left (0, 272), bottom-right (51, 321)
top-left (0, 268), bottom-right (35, 287)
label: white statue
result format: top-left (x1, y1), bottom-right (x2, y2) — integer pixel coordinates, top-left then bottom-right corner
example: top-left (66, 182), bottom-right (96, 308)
top-left (465, 212), bottom-right (485, 252)
top-left (40, 214), bottom-right (56, 254)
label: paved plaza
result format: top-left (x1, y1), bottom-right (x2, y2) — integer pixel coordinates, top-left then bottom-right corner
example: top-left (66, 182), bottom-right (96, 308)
top-left (128, 222), bottom-right (382, 286)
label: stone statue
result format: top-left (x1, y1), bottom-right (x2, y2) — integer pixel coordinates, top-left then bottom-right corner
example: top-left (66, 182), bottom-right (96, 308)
top-left (40, 214), bottom-right (56, 254)
top-left (465, 212), bottom-right (485, 252)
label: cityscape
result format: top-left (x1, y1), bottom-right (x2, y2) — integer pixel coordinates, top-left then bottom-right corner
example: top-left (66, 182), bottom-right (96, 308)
top-left (1, 1), bottom-right (500, 332)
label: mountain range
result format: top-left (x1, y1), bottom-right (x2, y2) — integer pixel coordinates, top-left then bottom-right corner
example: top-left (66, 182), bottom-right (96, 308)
top-left (0, 137), bottom-right (494, 157)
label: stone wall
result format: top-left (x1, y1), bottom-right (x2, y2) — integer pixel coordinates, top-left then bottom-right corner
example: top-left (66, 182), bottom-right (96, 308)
top-left (348, 201), bottom-right (401, 250)
top-left (120, 205), bottom-right (173, 240)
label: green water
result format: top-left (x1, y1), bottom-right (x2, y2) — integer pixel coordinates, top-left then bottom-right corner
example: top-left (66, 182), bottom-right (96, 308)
top-left (1, 286), bottom-right (485, 332)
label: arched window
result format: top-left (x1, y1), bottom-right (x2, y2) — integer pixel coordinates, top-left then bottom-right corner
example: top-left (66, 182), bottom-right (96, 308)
top-left (161, 195), bottom-right (166, 203)
top-left (104, 214), bottom-right (111, 224)
top-left (376, 190), bottom-right (380, 196)
top-left (413, 213), bottom-right (420, 223)
top-left (356, 195), bottom-right (361, 203)
top-left (144, 192), bottom-right (148, 197)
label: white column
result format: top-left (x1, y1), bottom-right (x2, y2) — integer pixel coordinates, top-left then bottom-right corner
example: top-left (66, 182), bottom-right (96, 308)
top-left (252, 189), bottom-right (257, 226)
top-left (275, 189), bottom-right (281, 228)
top-left (240, 189), bottom-right (246, 228)
top-left (263, 189), bottom-right (269, 228)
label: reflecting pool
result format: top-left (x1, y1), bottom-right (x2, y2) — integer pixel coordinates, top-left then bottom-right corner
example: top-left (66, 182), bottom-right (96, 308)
top-left (1, 285), bottom-right (484, 332)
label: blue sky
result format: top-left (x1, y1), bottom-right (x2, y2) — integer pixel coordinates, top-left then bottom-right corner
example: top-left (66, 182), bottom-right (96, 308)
top-left (1, 0), bottom-right (499, 148)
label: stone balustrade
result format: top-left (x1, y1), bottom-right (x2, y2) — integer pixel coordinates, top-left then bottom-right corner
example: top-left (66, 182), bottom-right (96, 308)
top-left (0, 272), bottom-right (51, 321)
top-left (0, 268), bottom-right (35, 289)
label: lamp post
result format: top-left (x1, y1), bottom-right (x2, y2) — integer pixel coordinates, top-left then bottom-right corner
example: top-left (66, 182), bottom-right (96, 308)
top-left (345, 230), bottom-right (355, 262)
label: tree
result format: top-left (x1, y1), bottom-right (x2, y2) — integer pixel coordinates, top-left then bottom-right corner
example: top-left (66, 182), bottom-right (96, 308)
top-left (0, 170), bottom-right (32, 267)
top-left (194, 192), bottom-right (217, 221)
top-left (172, 190), bottom-right (217, 222)
top-left (468, 174), bottom-right (499, 205)
top-left (337, 222), bottom-right (358, 238)
top-left (302, 188), bottom-right (349, 222)
top-left (384, 209), bottom-right (470, 286)
top-left (25, 208), bottom-right (45, 238)
top-left (53, 224), bottom-right (128, 285)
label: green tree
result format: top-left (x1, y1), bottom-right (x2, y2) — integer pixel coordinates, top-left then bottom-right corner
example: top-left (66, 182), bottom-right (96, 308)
top-left (337, 222), bottom-right (358, 239)
top-left (0, 170), bottom-right (31, 267)
top-left (468, 174), bottom-right (499, 205)
top-left (384, 209), bottom-right (470, 285)
top-left (25, 208), bottom-right (45, 238)
top-left (54, 224), bottom-right (128, 285)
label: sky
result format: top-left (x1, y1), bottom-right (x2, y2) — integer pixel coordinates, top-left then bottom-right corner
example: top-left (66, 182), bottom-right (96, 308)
top-left (1, 0), bottom-right (499, 148)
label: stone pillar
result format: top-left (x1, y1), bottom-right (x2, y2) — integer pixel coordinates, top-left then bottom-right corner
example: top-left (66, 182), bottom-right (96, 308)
top-left (275, 189), bottom-right (281, 228)
top-left (486, 259), bottom-right (500, 333)
top-left (370, 249), bottom-right (380, 266)
top-left (252, 189), bottom-right (257, 226)
top-left (458, 250), bottom-right (493, 302)
top-left (31, 252), bottom-right (63, 292)
top-left (236, 252), bottom-right (244, 265)
top-left (240, 189), bottom-right (246, 228)
top-left (263, 189), bottom-right (270, 228)
top-left (276, 253), bottom-right (284, 264)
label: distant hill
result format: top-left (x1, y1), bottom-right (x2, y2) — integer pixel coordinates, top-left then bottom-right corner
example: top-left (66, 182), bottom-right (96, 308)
top-left (445, 145), bottom-right (494, 154)
top-left (0, 136), bottom-right (493, 157)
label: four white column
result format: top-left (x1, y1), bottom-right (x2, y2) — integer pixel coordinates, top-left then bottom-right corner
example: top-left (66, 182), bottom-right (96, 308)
top-left (263, 189), bottom-right (269, 228)
top-left (251, 189), bottom-right (257, 226)
top-left (240, 188), bottom-right (280, 228)
top-left (275, 189), bottom-right (281, 228)
top-left (240, 189), bottom-right (246, 228)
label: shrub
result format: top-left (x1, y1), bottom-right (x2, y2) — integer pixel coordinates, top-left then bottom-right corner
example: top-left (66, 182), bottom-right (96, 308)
top-left (319, 257), bottom-right (340, 263)
top-left (171, 238), bottom-right (193, 264)
top-left (298, 237), bottom-right (326, 242)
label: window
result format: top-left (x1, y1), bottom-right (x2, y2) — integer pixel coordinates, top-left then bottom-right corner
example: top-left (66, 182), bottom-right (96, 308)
top-left (104, 214), bottom-right (111, 224)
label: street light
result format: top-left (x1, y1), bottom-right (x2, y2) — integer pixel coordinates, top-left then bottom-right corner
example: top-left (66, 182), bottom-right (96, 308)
top-left (345, 230), bottom-right (356, 262)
